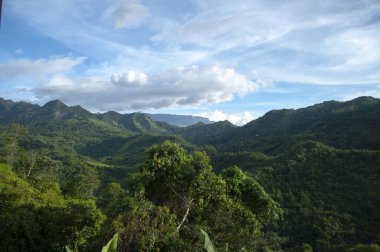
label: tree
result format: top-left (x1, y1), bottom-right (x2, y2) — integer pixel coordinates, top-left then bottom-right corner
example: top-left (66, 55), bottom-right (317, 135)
top-left (0, 124), bottom-right (28, 166)
top-left (0, 163), bottom-right (104, 252)
top-left (65, 167), bottom-right (100, 199)
top-left (14, 155), bottom-right (62, 190)
top-left (138, 141), bottom-right (281, 251)
top-left (221, 166), bottom-right (282, 224)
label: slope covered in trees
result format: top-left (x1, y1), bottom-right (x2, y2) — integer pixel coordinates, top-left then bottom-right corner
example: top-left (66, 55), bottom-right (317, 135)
top-left (0, 133), bottom-right (280, 251)
top-left (0, 96), bottom-right (379, 251)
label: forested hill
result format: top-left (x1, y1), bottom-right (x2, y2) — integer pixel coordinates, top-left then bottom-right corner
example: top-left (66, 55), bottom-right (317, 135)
top-left (0, 96), bottom-right (380, 251)
top-left (174, 96), bottom-right (380, 153)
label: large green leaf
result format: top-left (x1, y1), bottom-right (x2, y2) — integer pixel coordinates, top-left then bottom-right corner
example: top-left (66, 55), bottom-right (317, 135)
top-left (101, 233), bottom-right (119, 252)
top-left (201, 229), bottom-right (216, 252)
top-left (65, 245), bottom-right (78, 252)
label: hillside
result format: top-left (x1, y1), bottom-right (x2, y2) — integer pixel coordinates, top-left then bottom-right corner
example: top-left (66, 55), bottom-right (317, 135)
top-left (216, 141), bottom-right (380, 251)
top-left (0, 99), bottom-right (184, 165)
top-left (178, 97), bottom-right (380, 154)
top-left (0, 96), bottom-right (379, 251)
top-left (237, 96), bottom-right (380, 151)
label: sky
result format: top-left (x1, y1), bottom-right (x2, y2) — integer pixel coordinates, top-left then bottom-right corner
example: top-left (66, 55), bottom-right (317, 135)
top-left (1, 0), bottom-right (380, 125)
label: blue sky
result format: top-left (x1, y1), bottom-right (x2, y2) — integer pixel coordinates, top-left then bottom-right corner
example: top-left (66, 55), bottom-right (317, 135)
top-left (1, 0), bottom-right (380, 125)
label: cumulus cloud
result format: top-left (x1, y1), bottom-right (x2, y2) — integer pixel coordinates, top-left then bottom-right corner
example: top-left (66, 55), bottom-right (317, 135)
top-left (105, 0), bottom-right (149, 28)
top-left (33, 65), bottom-right (261, 111)
top-left (0, 56), bottom-right (85, 80)
top-left (199, 110), bottom-right (255, 126)
top-left (111, 71), bottom-right (148, 86)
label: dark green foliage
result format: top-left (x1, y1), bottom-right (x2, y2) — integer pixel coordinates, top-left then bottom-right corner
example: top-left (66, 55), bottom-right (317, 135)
top-left (0, 201), bottom-right (104, 252)
top-left (222, 166), bottom-right (282, 223)
top-left (348, 244), bottom-right (380, 252)
top-left (249, 141), bottom-right (380, 251)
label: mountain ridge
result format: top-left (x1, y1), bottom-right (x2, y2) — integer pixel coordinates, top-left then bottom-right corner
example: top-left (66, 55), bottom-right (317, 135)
top-left (0, 98), bottom-right (212, 127)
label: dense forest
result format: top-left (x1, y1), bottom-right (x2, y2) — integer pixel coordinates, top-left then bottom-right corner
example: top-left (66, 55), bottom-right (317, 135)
top-left (0, 96), bottom-right (380, 251)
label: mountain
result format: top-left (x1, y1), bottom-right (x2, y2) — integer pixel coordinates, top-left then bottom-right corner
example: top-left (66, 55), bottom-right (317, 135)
top-left (0, 99), bottom-right (191, 167)
top-left (184, 96), bottom-right (380, 154)
top-left (1, 96), bottom-right (380, 157)
top-left (174, 120), bottom-right (238, 146)
top-left (0, 99), bottom-right (175, 135)
top-left (146, 113), bottom-right (212, 127)
top-left (0, 96), bottom-right (380, 251)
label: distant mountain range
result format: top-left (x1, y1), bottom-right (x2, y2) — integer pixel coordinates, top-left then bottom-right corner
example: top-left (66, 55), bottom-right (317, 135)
top-left (1, 95), bottom-right (380, 163)
top-left (0, 98), bottom-right (211, 127)
top-left (147, 113), bottom-right (212, 126)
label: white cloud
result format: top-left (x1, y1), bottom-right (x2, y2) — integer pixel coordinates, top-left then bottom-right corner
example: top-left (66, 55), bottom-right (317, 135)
top-left (0, 56), bottom-right (85, 80)
top-left (152, 0), bottom-right (380, 85)
top-left (326, 26), bottom-right (380, 70)
top-left (199, 110), bottom-right (255, 126)
top-left (111, 71), bottom-right (148, 87)
top-left (33, 65), bottom-right (261, 111)
top-left (36, 75), bottom-right (108, 94)
top-left (105, 0), bottom-right (149, 29)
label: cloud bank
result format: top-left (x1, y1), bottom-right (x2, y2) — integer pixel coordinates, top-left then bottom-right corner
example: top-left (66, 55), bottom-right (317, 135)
top-left (33, 65), bottom-right (261, 111)
top-left (199, 110), bottom-right (255, 126)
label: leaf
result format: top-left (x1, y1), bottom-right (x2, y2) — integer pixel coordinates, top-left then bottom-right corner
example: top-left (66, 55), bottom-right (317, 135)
top-left (65, 245), bottom-right (78, 252)
top-left (101, 233), bottom-right (119, 252)
top-left (201, 229), bottom-right (216, 252)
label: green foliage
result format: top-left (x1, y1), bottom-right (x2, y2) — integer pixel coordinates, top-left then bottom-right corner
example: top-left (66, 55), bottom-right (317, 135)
top-left (113, 198), bottom-right (178, 251)
top-left (222, 166), bottom-right (282, 223)
top-left (0, 199), bottom-right (104, 251)
top-left (138, 141), bottom-right (279, 251)
top-left (0, 124), bottom-right (29, 166)
top-left (0, 163), bottom-right (35, 209)
top-left (0, 158), bottom-right (104, 251)
top-left (65, 166), bottom-right (100, 199)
